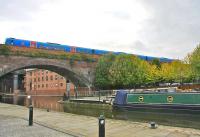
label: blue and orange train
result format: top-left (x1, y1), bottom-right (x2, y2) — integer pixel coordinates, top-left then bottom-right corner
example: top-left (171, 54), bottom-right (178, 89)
top-left (4, 37), bottom-right (173, 62)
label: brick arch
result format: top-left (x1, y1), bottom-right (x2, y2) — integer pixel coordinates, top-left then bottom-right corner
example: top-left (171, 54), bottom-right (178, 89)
top-left (0, 56), bottom-right (95, 87)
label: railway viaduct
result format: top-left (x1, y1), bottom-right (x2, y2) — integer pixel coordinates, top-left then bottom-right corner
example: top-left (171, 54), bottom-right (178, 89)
top-left (0, 55), bottom-right (96, 93)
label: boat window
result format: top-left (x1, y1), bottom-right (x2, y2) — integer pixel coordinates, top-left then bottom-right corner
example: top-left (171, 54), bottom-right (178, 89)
top-left (167, 96), bottom-right (173, 103)
top-left (138, 96), bottom-right (144, 102)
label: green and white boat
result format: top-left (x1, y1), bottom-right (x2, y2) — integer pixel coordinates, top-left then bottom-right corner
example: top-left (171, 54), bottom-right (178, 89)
top-left (113, 91), bottom-right (200, 110)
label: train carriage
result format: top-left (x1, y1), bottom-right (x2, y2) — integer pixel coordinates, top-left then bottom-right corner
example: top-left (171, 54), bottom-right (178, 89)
top-left (4, 37), bottom-right (173, 63)
top-left (5, 38), bottom-right (30, 47)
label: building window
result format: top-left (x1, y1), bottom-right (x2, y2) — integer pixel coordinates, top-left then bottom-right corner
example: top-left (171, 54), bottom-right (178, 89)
top-left (46, 76), bottom-right (48, 81)
top-left (46, 84), bottom-right (48, 88)
top-left (50, 76), bottom-right (53, 81)
top-left (38, 77), bottom-right (40, 82)
top-left (42, 84), bottom-right (44, 88)
top-left (42, 77), bottom-right (44, 81)
top-left (55, 75), bottom-right (58, 80)
top-left (30, 72), bottom-right (32, 76)
top-left (60, 83), bottom-right (63, 87)
top-left (38, 85), bottom-right (40, 88)
top-left (34, 78), bottom-right (36, 82)
top-left (42, 70), bottom-right (44, 75)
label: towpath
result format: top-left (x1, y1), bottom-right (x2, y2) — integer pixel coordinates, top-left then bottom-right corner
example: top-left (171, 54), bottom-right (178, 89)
top-left (0, 103), bottom-right (200, 137)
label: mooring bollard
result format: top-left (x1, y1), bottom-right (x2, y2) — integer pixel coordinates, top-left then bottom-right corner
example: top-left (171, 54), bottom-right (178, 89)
top-left (99, 115), bottom-right (105, 137)
top-left (149, 121), bottom-right (156, 129)
top-left (29, 105), bottom-right (33, 126)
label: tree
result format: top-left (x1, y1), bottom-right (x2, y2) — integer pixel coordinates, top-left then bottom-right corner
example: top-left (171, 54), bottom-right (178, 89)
top-left (160, 63), bottom-right (174, 84)
top-left (147, 64), bottom-right (162, 86)
top-left (109, 54), bottom-right (148, 89)
top-left (151, 58), bottom-right (161, 69)
top-left (170, 61), bottom-right (193, 84)
top-left (159, 61), bottom-right (193, 85)
top-left (94, 54), bottom-right (116, 89)
top-left (188, 44), bottom-right (200, 82)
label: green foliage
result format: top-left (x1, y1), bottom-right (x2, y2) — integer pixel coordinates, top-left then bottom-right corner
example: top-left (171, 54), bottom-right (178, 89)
top-left (151, 58), bottom-right (161, 69)
top-left (171, 61), bottom-right (193, 83)
top-left (0, 45), bottom-right (11, 56)
top-left (95, 54), bottom-right (151, 89)
top-left (189, 44), bottom-right (200, 80)
top-left (146, 64), bottom-right (162, 85)
top-left (0, 45), bottom-right (96, 62)
top-left (109, 54), bottom-right (148, 88)
top-left (94, 54), bottom-right (116, 89)
top-left (160, 63), bottom-right (174, 83)
top-left (95, 54), bottom-right (194, 89)
top-left (160, 61), bottom-right (193, 84)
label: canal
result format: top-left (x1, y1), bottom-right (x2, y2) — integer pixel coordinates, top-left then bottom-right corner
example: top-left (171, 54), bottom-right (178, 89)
top-left (1, 94), bottom-right (200, 130)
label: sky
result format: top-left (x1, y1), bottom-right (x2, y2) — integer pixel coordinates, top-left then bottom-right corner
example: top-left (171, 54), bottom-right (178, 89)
top-left (0, 0), bottom-right (200, 59)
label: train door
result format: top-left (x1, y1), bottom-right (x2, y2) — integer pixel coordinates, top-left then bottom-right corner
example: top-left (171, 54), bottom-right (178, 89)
top-left (10, 39), bottom-right (14, 45)
top-left (71, 47), bottom-right (76, 53)
top-left (30, 41), bottom-right (36, 48)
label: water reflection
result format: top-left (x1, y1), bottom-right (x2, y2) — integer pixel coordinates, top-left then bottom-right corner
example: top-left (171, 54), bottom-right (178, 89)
top-left (62, 101), bottom-right (200, 129)
top-left (1, 95), bottom-right (200, 129)
top-left (31, 96), bottom-right (63, 112)
top-left (1, 95), bottom-right (25, 106)
top-left (112, 108), bottom-right (200, 129)
top-left (1, 95), bottom-right (63, 112)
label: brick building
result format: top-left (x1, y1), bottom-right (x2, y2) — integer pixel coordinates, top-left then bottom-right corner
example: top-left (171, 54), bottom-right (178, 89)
top-left (24, 69), bottom-right (75, 96)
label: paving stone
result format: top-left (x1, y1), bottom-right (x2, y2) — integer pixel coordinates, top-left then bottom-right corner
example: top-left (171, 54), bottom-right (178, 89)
top-left (0, 115), bottom-right (73, 137)
top-left (1, 103), bottom-right (200, 137)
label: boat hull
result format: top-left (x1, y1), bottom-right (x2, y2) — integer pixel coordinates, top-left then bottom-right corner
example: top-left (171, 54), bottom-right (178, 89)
top-left (113, 103), bottom-right (200, 111)
top-left (113, 91), bottom-right (200, 111)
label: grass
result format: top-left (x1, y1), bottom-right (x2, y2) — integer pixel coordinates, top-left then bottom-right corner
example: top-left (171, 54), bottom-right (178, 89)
top-left (0, 44), bottom-right (98, 63)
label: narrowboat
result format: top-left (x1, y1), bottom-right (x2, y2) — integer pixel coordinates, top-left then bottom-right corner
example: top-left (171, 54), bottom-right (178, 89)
top-left (113, 91), bottom-right (200, 110)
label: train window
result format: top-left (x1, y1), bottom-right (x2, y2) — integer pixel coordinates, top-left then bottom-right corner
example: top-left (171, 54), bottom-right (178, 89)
top-left (10, 40), bottom-right (14, 45)
top-left (71, 47), bottom-right (76, 53)
top-left (92, 49), bottom-right (95, 54)
top-left (21, 42), bottom-right (25, 46)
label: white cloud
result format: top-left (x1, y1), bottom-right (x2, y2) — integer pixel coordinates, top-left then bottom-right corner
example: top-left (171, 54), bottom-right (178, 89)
top-left (0, 0), bottom-right (199, 59)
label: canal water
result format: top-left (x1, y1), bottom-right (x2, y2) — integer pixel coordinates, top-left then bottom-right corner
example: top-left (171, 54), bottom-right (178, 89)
top-left (1, 94), bottom-right (200, 129)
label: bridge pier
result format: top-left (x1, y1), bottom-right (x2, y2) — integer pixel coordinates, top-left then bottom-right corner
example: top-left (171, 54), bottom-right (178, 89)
top-left (13, 73), bottom-right (19, 94)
